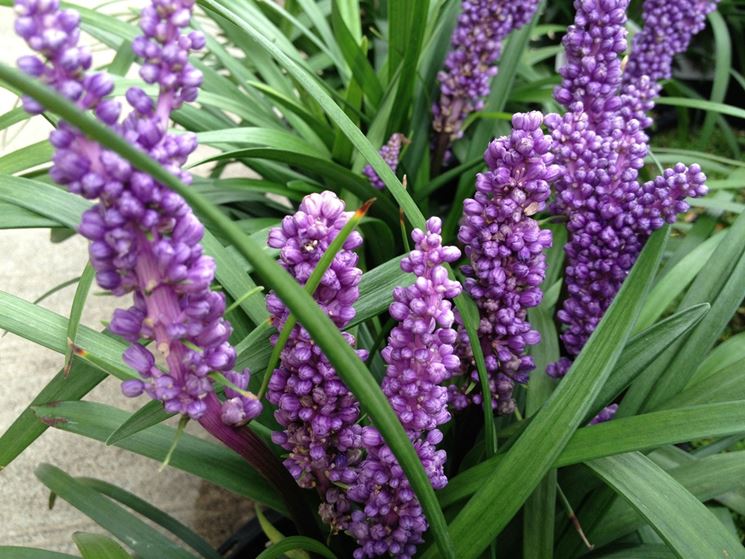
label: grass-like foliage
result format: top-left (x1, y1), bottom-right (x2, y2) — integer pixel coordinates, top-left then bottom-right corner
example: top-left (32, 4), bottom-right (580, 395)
top-left (1, 0), bottom-right (745, 558)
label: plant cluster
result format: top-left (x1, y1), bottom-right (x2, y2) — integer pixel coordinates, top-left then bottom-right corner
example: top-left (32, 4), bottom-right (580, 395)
top-left (1, 0), bottom-right (744, 558)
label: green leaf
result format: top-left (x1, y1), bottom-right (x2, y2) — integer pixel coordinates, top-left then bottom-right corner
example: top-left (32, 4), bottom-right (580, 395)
top-left (0, 360), bottom-right (106, 469)
top-left (32, 401), bottom-right (284, 513)
top-left (586, 544), bottom-right (675, 558)
top-left (255, 536), bottom-right (336, 559)
top-left (522, 306), bottom-right (560, 559)
top-left (0, 202), bottom-right (59, 229)
top-left (641, 210), bottom-right (745, 411)
top-left (0, 140), bottom-right (52, 174)
top-left (425, 228), bottom-right (668, 558)
top-left (0, 548), bottom-right (79, 559)
top-left (655, 358), bottom-right (745, 410)
top-left (190, 148), bottom-right (398, 227)
top-left (64, 262), bottom-right (95, 375)
top-left (690, 330), bottom-right (745, 386)
top-left (0, 290), bottom-right (133, 379)
top-left (454, 291), bottom-right (496, 456)
top-left (73, 533), bottom-right (132, 559)
top-left (244, 81), bottom-right (334, 146)
top-left (587, 453), bottom-right (745, 558)
top-left (0, 106), bottom-right (29, 130)
top-left (330, 4), bottom-right (382, 107)
top-left (387, 0), bottom-right (430, 133)
top-left (655, 97), bottom-right (745, 121)
top-left (635, 233), bottom-right (724, 331)
top-left (698, 11), bottom-right (732, 146)
top-left (0, 175), bottom-right (91, 229)
top-left (107, 40), bottom-right (135, 76)
top-left (196, 128), bottom-right (330, 159)
top-left (193, 3), bottom-right (426, 230)
top-left (201, 231), bottom-right (268, 327)
top-left (105, 400), bottom-right (174, 446)
top-left (78, 478), bottom-right (221, 559)
top-left (0, 61), bottom-right (452, 559)
top-left (35, 464), bottom-right (198, 559)
top-left (591, 303), bottom-right (709, 420)
top-left (350, 256), bottom-right (411, 327)
top-left (440, 400), bottom-right (745, 508)
top-left (560, 401), bottom-right (745, 467)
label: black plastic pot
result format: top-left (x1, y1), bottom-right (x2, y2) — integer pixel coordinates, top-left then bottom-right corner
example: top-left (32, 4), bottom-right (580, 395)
top-left (218, 510), bottom-right (297, 558)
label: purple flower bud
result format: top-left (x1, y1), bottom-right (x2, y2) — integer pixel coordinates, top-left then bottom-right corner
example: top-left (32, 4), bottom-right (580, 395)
top-left (121, 379), bottom-right (145, 397)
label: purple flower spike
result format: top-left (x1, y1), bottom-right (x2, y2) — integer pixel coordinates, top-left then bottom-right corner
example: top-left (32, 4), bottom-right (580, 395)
top-left (547, 0), bottom-right (710, 378)
top-left (15, 0), bottom-right (258, 424)
top-left (346, 217), bottom-right (461, 559)
top-left (266, 191), bottom-right (366, 533)
top-left (621, 0), bottom-right (720, 129)
top-left (363, 133), bottom-right (406, 190)
top-left (553, 0), bottom-right (628, 131)
top-left (454, 111), bottom-right (556, 414)
top-left (432, 0), bottom-right (542, 143)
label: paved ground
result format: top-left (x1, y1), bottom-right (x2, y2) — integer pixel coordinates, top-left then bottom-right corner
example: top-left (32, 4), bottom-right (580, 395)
top-left (0, 1), bottom-right (253, 553)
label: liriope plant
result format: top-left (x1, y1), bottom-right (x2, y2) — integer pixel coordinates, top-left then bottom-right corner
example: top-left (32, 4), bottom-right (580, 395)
top-left (0, 0), bottom-right (744, 558)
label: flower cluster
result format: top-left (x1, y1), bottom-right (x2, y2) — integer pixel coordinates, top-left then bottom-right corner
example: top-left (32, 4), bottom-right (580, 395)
top-left (547, 0), bottom-right (709, 378)
top-left (621, 0), bottom-right (720, 129)
top-left (265, 191), bottom-right (366, 532)
top-left (432, 0), bottom-right (541, 143)
top-left (15, 0), bottom-right (261, 423)
top-left (363, 133), bottom-right (406, 190)
top-left (454, 112), bottom-right (556, 414)
top-left (347, 218), bottom-right (461, 559)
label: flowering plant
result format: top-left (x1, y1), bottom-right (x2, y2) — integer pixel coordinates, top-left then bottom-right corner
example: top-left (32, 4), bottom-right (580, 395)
top-left (1, 0), bottom-right (745, 557)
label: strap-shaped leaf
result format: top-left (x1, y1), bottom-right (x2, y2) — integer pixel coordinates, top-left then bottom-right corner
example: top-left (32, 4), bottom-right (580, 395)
top-left (440, 400), bottom-right (745, 508)
top-left (35, 464), bottom-right (198, 559)
top-left (587, 453), bottom-right (745, 558)
top-left (0, 548), bottom-right (79, 559)
top-left (78, 478), bottom-right (220, 559)
top-left (255, 536), bottom-right (336, 559)
top-left (32, 402), bottom-right (284, 513)
top-left (73, 533), bottom-right (132, 559)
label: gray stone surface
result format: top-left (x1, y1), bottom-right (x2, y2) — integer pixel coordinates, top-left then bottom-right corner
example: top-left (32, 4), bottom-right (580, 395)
top-left (0, 2), bottom-right (253, 553)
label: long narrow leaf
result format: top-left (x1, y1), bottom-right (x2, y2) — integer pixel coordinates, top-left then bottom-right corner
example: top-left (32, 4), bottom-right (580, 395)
top-left (78, 478), bottom-right (220, 559)
top-left (35, 464), bottom-right (198, 559)
top-left (587, 453), bottom-right (745, 558)
top-left (73, 533), bottom-right (132, 559)
top-left (32, 401), bottom-right (284, 513)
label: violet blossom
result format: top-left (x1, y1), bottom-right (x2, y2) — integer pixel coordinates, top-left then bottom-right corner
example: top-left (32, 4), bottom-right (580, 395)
top-left (454, 112), bottom-right (556, 414)
top-left (546, 0), bottom-right (709, 379)
top-left (347, 217), bottom-right (461, 559)
top-left (622, 0), bottom-right (720, 129)
top-left (432, 0), bottom-right (542, 144)
top-left (363, 133), bottom-right (406, 190)
top-left (265, 191), bottom-right (366, 533)
top-left (15, 0), bottom-right (261, 424)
